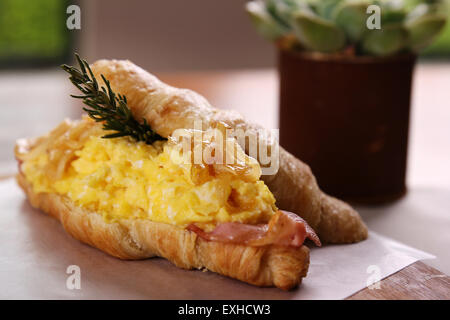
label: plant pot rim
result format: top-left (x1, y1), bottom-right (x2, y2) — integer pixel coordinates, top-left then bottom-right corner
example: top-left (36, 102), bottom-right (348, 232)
top-left (278, 48), bottom-right (417, 64)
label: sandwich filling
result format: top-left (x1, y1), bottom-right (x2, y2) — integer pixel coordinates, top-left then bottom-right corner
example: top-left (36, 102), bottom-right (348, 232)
top-left (19, 118), bottom-right (277, 231)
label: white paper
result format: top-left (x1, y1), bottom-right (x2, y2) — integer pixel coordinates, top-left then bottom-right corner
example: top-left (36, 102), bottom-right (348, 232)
top-left (0, 178), bottom-right (434, 299)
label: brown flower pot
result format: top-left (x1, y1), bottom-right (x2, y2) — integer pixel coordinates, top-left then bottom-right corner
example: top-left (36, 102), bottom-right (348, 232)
top-left (278, 49), bottom-right (417, 204)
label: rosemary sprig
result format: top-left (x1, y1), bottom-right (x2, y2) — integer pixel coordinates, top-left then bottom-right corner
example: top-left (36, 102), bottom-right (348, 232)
top-left (61, 53), bottom-right (166, 144)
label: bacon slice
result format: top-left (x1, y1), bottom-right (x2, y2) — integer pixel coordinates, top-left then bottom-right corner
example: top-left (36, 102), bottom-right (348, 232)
top-left (187, 210), bottom-right (321, 247)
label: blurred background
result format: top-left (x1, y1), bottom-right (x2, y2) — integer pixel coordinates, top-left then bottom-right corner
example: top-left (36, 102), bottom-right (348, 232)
top-left (0, 0), bottom-right (277, 71)
top-left (0, 0), bottom-right (449, 177)
top-left (1, 0), bottom-right (449, 70)
top-left (0, 0), bottom-right (449, 273)
top-left (0, 0), bottom-right (449, 175)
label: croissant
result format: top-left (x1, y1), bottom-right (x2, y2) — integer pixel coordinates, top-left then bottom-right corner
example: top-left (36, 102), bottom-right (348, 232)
top-left (15, 58), bottom-right (366, 291)
top-left (90, 59), bottom-right (368, 243)
top-left (16, 167), bottom-right (310, 290)
top-left (16, 115), bottom-right (316, 290)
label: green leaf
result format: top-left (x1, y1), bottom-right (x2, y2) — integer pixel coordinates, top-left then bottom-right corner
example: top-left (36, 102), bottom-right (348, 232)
top-left (381, 6), bottom-right (407, 24)
top-left (292, 11), bottom-right (346, 52)
top-left (245, 1), bottom-right (289, 40)
top-left (405, 12), bottom-right (447, 51)
top-left (314, 0), bottom-right (344, 20)
top-left (333, 1), bottom-right (370, 42)
top-left (266, 0), bottom-right (315, 25)
top-left (361, 23), bottom-right (408, 56)
top-left (266, 0), bottom-right (294, 27)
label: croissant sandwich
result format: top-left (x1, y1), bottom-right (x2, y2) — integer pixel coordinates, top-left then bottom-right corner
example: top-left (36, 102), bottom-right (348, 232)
top-left (15, 55), bottom-right (366, 290)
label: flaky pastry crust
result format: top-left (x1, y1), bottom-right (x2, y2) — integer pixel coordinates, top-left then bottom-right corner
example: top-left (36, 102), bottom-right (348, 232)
top-left (90, 59), bottom-right (368, 243)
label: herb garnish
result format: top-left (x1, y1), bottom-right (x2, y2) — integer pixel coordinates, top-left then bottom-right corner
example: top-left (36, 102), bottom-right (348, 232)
top-left (61, 53), bottom-right (166, 144)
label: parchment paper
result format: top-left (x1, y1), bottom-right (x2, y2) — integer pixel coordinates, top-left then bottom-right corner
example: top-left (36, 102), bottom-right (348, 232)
top-left (0, 178), bottom-right (434, 299)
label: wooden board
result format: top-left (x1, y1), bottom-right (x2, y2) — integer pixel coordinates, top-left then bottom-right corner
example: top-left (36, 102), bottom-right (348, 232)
top-left (348, 261), bottom-right (450, 299)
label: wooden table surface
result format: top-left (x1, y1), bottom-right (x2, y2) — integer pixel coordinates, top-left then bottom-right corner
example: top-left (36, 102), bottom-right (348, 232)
top-left (1, 66), bottom-right (449, 299)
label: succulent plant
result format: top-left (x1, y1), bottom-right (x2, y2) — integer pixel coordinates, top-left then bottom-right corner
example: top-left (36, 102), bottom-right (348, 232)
top-left (246, 0), bottom-right (448, 56)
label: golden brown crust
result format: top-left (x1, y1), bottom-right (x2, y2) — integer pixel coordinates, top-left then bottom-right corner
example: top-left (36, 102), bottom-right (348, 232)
top-left (317, 194), bottom-right (369, 244)
top-left (16, 167), bottom-right (309, 290)
top-left (91, 59), bottom-right (368, 243)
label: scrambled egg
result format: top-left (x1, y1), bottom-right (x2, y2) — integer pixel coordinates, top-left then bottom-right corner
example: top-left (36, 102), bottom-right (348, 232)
top-left (22, 121), bottom-right (277, 229)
